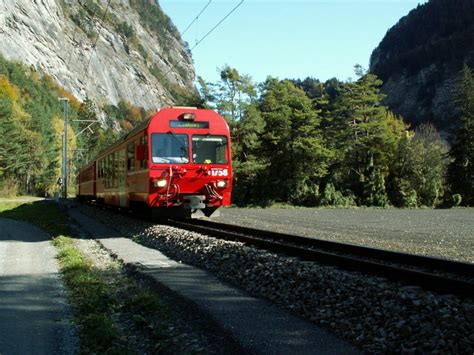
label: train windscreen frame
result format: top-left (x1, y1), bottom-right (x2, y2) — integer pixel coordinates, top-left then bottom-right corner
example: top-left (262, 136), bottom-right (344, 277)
top-left (192, 135), bottom-right (228, 164)
top-left (151, 133), bottom-right (189, 163)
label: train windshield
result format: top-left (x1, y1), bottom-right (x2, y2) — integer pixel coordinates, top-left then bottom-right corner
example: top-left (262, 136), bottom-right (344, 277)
top-left (192, 135), bottom-right (228, 164)
top-left (151, 133), bottom-right (189, 163)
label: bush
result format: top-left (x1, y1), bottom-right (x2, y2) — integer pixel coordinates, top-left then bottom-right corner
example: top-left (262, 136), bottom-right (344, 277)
top-left (320, 183), bottom-right (356, 207)
top-left (393, 178), bottom-right (418, 208)
top-left (290, 181), bottom-right (319, 206)
top-left (116, 21), bottom-right (135, 39)
top-left (0, 178), bottom-right (18, 197)
top-left (452, 194), bottom-right (462, 207)
top-left (362, 167), bottom-right (389, 207)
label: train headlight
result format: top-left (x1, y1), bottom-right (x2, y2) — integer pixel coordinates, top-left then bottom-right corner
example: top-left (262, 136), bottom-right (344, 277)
top-left (216, 180), bottom-right (227, 188)
top-left (154, 179), bottom-right (167, 188)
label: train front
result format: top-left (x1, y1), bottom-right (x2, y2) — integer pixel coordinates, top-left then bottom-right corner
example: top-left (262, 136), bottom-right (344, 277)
top-left (147, 107), bottom-right (232, 218)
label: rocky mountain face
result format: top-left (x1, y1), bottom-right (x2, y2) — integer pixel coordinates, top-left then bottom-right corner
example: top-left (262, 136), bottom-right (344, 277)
top-left (370, 0), bottom-right (474, 134)
top-left (0, 0), bottom-right (195, 110)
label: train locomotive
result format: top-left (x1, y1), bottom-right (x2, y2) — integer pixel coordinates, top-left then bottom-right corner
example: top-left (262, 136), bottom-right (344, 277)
top-left (77, 107), bottom-right (232, 218)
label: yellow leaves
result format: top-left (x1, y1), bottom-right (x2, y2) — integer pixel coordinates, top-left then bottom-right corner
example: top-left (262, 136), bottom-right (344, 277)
top-left (123, 120), bottom-right (133, 131)
top-left (385, 110), bottom-right (411, 139)
top-left (52, 115), bottom-right (77, 156)
top-left (50, 115), bottom-right (77, 191)
top-left (58, 88), bottom-right (81, 111)
top-left (43, 74), bottom-right (80, 111)
top-left (0, 75), bottom-right (19, 102)
top-left (11, 100), bottom-right (32, 127)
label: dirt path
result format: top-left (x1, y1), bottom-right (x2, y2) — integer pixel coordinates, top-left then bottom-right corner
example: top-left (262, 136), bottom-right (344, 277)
top-left (0, 218), bottom-right (76, 354)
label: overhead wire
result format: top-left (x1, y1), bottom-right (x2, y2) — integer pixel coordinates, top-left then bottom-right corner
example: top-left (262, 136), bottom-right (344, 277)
top-left (127, 0), bottom-right (214, 97)
top-left (189, 0), bottom-right (243, 52)
top-left (181, 0), bottom-right (212, 36)
top-left (135, 0), bottom-right (245, 105)
top-left (83, 0), bottom-right (112, 83)
top-left (65, 1), bottom-right (101, 71)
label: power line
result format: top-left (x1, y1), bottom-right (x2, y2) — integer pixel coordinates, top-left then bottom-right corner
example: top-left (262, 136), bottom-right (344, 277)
top-left (83, 0), bottom-right (112, 83)
top-left (181, 0), bottom-right (212, 36)
top-left (127, 0), bottom-right (214, 101)
top-left (65, 1), bottom-right (101, 69)
top-left (135, 0), bottom-right (245, 105)
top-left (190, 0), bottom-right (243, 51)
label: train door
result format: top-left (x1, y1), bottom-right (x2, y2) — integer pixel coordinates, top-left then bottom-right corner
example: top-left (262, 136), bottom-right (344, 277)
top-left (118, 149), bottom-right (126, 207)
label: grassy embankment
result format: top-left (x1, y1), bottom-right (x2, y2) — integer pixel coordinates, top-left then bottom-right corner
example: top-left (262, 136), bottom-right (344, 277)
top-left (0, 199), bottom-right (183, 353)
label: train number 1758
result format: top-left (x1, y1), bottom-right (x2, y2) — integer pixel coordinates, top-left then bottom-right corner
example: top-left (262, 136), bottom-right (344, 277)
top-left (210, 168), bottom-right (228, 177)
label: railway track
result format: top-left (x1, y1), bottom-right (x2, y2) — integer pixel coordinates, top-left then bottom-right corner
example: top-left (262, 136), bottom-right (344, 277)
top-left (167, 219), bottom-right (474, 297)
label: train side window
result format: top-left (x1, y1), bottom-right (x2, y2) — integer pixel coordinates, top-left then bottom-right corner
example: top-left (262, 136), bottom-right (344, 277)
top-left (127, 143), bottom-right (135, 172)
top-left (98, 159), bottom-right (103, 178)
top-left (108, 154), bottom-right (113, 188)
top-left (140, 136), bottom-right (148, 169)
top-left (113, 151), bottom-right (118, 188)
top-left (105, 155), bottom-right (112, 188)
top-left (104, 156), bottom-right (108, 187)
top-left (115, 151), bottom-right (119, 187)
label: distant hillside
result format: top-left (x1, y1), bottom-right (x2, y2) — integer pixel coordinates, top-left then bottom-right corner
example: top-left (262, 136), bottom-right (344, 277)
top-left (370, 0), bottom-right (474, 133)
top-left (0, 0), bottom-right (196, 109)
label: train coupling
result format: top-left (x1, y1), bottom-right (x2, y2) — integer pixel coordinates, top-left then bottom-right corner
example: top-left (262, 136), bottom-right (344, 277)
top-left (183, 195), bottom-right (206, 210)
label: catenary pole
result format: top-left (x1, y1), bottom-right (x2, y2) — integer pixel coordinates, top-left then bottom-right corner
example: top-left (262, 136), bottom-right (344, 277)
top-left (59, 98), bottom-right (69, 199)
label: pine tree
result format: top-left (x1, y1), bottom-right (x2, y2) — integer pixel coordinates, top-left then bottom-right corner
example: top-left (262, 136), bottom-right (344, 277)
top-left (200, 67), bottom-right (263, 204)
top-left (231, 103), bottom-right (268, 204)
top-left (389, 124), bottom-right (448, 207)
top-left (448, 64), bottom-right (474, 205)
top-left (329, 69), bottom-right (399, 205)
top-left (259, 79), bottom-right (332, 205)
top-left (213, 65), bottom-right (257, 124)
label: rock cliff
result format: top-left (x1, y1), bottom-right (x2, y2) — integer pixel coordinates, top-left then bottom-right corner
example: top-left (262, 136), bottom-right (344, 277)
top-left (0, 0), bottom-right (195, 109)
top-left (370, 0), bottom-right (474, 134)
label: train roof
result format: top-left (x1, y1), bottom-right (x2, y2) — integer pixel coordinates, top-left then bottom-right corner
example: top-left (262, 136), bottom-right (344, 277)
top-left (78, 107), bottom-right (226, 170)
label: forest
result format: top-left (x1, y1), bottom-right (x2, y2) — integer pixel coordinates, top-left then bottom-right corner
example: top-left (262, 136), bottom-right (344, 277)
top-left (0, 54), bottom-right (472, 207)
top-left (0, 55), bottom-right (142, 197)
top-left (198, 64), bottom-right (473, 207)
top-left (370, 0), bottom-right (474, 81)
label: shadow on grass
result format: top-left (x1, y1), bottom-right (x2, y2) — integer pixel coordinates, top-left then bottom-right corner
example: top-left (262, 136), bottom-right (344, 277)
top-left (0, 200), bottom-right (72, 239)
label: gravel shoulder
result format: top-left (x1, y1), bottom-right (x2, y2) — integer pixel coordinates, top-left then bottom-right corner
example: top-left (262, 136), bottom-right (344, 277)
top-left (69, 207), bottom-right (356, 354)
top-left (212, 207), bottom-right (474, 263)
top-left (68, 209), bottom-right (246, 354)
top-left (76, 204), bottom-right (474, 353)
top-left (0, 217), bottom-right (76, 354)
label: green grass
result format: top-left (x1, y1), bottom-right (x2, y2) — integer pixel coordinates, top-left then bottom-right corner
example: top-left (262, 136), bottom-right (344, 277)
top-left (0, 201), bottom-right (124, 353)
top-left (0, 202), bottom-right (21, 212)
top-left (52, 236), bottom-right (122, 353)
top-left (0, 200), bottom-right (202, 353)
top-left (0, 200), bottom-right (70, 235)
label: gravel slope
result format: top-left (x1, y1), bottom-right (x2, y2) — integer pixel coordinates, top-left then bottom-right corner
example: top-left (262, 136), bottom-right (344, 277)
top-left (212, 208), bottom-right (474, 263)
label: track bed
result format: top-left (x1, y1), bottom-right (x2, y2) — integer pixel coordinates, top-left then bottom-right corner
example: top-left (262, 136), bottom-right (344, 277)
top-left (211, 207), bottom-right (474, 263)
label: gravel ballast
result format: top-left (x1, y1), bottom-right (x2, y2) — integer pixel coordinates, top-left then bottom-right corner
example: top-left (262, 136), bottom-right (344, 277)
top-left (79, 205), bottom-right (474, 353)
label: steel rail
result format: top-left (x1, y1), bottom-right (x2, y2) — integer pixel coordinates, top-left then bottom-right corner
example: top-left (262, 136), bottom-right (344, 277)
top-left (167, 219), bottom-right (474, 297)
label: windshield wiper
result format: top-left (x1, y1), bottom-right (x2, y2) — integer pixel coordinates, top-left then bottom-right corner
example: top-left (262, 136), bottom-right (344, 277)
top-left (167, 131), bottom-right (188, 158)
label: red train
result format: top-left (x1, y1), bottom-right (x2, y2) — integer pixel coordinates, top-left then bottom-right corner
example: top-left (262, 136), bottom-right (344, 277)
top-left (77, 107), bottom-right (232, 218)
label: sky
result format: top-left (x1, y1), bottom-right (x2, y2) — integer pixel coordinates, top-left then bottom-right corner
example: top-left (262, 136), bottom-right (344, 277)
top-left (160, 0), bottom-right (428, 84)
